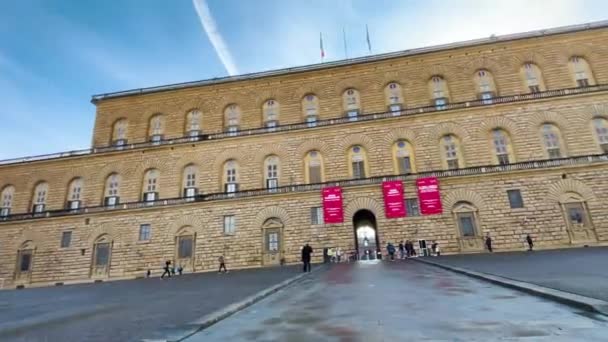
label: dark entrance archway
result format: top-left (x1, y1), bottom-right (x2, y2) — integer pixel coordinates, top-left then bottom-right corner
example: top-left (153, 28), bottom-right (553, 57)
top-left (353, 210), bottom-right (380, 260)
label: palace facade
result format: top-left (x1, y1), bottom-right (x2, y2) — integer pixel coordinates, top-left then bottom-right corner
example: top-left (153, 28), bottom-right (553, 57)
top-left (2, 21), bottom-right (608, 288)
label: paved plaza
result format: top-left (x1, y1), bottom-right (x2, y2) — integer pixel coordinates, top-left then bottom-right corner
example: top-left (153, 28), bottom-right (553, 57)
top-left (188, 260), bottom-right (608, 341)
top-left (0, 265), bottom-right (300, 342)
top-left (431, 246), bottom-right (608, 301)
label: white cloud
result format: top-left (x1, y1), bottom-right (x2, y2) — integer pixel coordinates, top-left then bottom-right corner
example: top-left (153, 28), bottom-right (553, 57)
top-left (192, 0), bottom-right (239, 76)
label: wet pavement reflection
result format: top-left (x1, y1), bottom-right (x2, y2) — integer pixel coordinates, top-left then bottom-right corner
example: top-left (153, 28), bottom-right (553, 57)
top-left (187, 260), bottom-right (608, 341)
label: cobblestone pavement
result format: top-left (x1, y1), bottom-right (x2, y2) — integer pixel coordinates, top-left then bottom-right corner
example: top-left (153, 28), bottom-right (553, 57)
top-left (187, 260), bottom-right (608, 341)
top-left (430, 247), bottom-right (608, 301)
top-left (0, 265), bottom-right (301, 342)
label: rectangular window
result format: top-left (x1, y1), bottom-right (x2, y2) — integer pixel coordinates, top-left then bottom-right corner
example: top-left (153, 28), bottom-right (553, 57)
top-left (178, 236), bottom-right (193, 258)
top-left (601, 143), bottom-right (608, 153)
top-left (507, 190), bottom-right (524, 209)
top-left (225, 183), bottom-right (238, 193)
top-left (0, 207), bottom-right (9, 217)
top-left (457, 213), bottom-right (477, 237)
top-left (267, 232), bottom-right (279, 251)
top-left (144, 192), bottom-right (157, 202)
top-left (480, 92), bottom-right (493, 105)
top-left (405, 199), bottom-right (420, 217)
top-left (19, 253), bottom-right (32, 272)
top-left (434, 97), bottom-right (447, 110)
top-left (94, 243), bottom-right (110, 266)
top-left (105, 196), bottom-right (119, 206)
top-left (398, 157), bottom-right (412, 174)
top-left (577, 78), bottom-right (589, 87)
top-left (227, 126), bottom-right (238, 136)
top-left (447, 159), bottom-right (459, 170)
top-left (548, 148), bottom-right (562, 159)
top-left (389, 104), bottom-right (402, 114)
top-left (309, 166), bottom-right (322, 184)
top-left (223, 215), bottom-right (236, 235)
top-left (497, 154), bottom-right (510, 165)
top-left (68, 200), bottom-right (81, 210)
top-left (113, 139), bottom-right (127, 147)
top-left (310, 207), bottom-right (323, 225)
top-left (306, 116), bottom-right (318, 128)
top-left (150, 134), bottom-right (162, 144)
top-left (184, 187), bottom-right (197, 198)
top-left (33, 204), bottom-right (45, 213)
top-left (347, 110), bottom-right (359, 121)
top-left (266, 120), bottom-right (278, 131)
top-left (139, 224), bottom-right (151, 241)
top-left (565, 203), bottom-right (589, 227)
top-left (267, 178), bottom-right (278, 189)
top-left (529, 85), bottom-right (541, 93)
top-left (60, 231), bottom-right (72, 248)
top-left (352, 161), bottom-right (365, 179)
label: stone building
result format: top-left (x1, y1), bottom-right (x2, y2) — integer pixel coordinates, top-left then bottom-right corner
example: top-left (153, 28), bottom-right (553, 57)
top-left (1, 21), bottom-right (608, 288)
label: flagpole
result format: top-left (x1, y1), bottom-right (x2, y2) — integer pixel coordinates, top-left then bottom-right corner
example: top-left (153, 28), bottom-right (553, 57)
top-left (320, 32), bottom-right (325, 63)
top-left (343, 27), bottom-right (348, 59)
top-left (366, 24), bottom-right (372, 54)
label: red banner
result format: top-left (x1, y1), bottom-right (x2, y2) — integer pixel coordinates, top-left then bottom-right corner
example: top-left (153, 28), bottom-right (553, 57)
top-left (382, 180), bottom-right (406, 218)
top-left (322, 187), bottom-right (344, 224)
top-left (416, 177), bottom-right (443, 215)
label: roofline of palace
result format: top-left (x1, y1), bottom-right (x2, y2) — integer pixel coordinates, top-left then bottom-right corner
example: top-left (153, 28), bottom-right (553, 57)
top-left (91, 20), bottom-right (608, 104)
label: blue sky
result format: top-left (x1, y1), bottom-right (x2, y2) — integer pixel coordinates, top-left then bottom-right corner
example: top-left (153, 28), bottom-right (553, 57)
top-left (0, 0), bottom-right (606, 160)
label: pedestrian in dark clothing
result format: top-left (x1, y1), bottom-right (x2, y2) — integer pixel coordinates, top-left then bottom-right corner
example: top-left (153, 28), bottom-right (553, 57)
top-left (485, 234), bottom-right (493, 252)
top-left (218, 255), bottom-right (227, 273)
top-left (301, 243), bottom-right (313, 273)
top-left (161, 261), bottom-right (171, 279)
top-left (431, 241), bottom-right (438, 256)
top-left (398, 241), bottom-right (405, 259)
top-left (177, 266), bottom-right (183, 275)
top-left (386, 243), bottom-right (396, 261)
top-left (526, 234), bottom-right (534, 251)
top-left (171, 266), bottom-right (176, 276)
top-left (146, 269), bottom-right (151, 278)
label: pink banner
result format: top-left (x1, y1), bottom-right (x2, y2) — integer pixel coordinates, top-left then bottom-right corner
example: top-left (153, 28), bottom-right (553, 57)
top-left (322, 187), bottom-right (344, 224)
top-left (416, 177), bottom-right (443, 215)
top-left (382, 180), bottom-right (406, 218)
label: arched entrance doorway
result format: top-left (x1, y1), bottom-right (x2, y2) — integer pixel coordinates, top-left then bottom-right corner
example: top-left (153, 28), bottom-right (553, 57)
top-left (353, 210), bottom-right (379, 260)
top-left (261, 217), bottom-right (284, 266)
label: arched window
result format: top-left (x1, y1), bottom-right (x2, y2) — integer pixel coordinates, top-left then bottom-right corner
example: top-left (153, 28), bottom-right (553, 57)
top-left (182, 164), bottom-right (198, 198)
top-left (31, 181), bottom-right (48, 213)
top-left (593, 118), bottom-right (608, 153)
top-left (452, 202), bottom-right (480, 238)
top-left (349, 145), bottom-right (368, 179)
top-left (305, 151), bottom-right (324, 184)
top-left (392, 140), bottom-right (415, 174)
top-left (91, 235), bottom-right (112, 277)
top-left (148, 114), bottom-right (165, 143)
top-left (302, 94), bottom-right (319, 127)
top-left (16, 241), bottom-right (35, 280)
top-left (142, 169), bottom-right (160, 202)
top-left (541, 123), bottom-right (565, 159)
top-left (223, 160), bottom-right (239, 193)
top-left (441, 135), bottom-right (463, 170)
top-left (343, 88), bottom-right (361, 121)
top-left (474, 69), bottom-right (497, 104)
top-left (185, 110), bottom-right (202, 138)
top-left (1, 185), bottom-right (15, 217)
top-left (429, 76), bottom-right (449, 109)
top-left (385, 82), bottom-right (404, 113)
top-left (175, 227), bottom-right (196, 271)
top-left (491, 129), bottom-right (515, 165)
top-left (559, 192), bottom-right (593, 233)
top-left (111, 119), bottom-right (128, 146)
top-left (224, 104), bottom-right (241, 136)
top-left (66, 177), bottom-right (84, 210)
top-left (104, 173), bottom-right (121, 206)
top-left (263, 99), bottom-right (279, 130)
top-left (569, 56), bottom-right (595, 87)
top-left (264, 155), bottom-right (280, 189)
top-left (521, 63), bottom-right (545, 93)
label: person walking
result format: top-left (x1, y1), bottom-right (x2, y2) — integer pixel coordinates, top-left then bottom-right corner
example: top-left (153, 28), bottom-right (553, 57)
top-left (161, 260), bottom-right (172, 279)
top-left (218, 255), bottom-right (228, 273)
top-left (301, 243), bottom-right (313, 272)
top-left (431, 241), bottom-right (438, 256)
top-left (336, 248), bottom-right (342, 263)
top-left (386, 242), bottom-right (396, 261)
top-left (398, 241), bottom-right (405, 259)
top-left (177, 265), bottom-right (183, 275)
top-left (405, 240), bottom-right (411, 257)
top-left (485, 233), bottom-right (493, 253)
top-left (526, 234), bottom-right (534, 251)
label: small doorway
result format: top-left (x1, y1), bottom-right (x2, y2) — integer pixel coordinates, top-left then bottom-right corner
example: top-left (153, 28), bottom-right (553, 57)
top-left (91, 235), bottom-right (112, 278)
top-left (262, 218), bottom-right (283, 266)
top-left (353, 210), bottom-right (380, 260)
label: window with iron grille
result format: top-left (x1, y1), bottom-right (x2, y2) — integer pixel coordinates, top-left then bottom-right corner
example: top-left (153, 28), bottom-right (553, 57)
top-left (60, 231), bottom-right (72, 248)
top-left (507, 190), bottom-right (524, 209)
top-left (310, 207), bottom-right (323, 225)
top-left (406, 198), bottom-right (420, 216)
top-left (139, 224), bottom-right (151, 241)
top-left (223, 215), bottom-right (236, 235)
